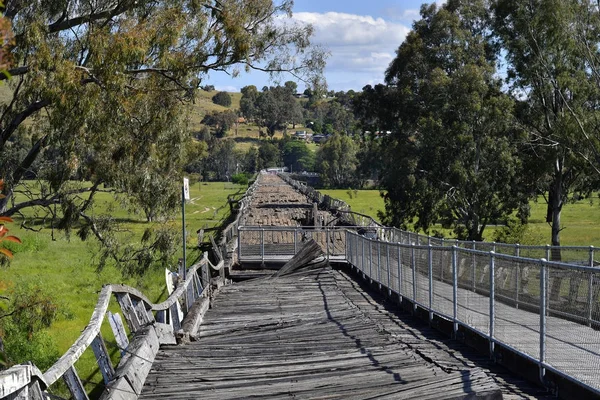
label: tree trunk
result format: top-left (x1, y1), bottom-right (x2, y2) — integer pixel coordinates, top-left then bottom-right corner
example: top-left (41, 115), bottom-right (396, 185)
top-left (547, 162), bottom-right (563, 301)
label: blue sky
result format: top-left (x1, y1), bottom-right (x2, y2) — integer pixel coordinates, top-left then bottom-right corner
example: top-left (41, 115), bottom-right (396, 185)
top-left (206, 1), bottom-right (443, 93)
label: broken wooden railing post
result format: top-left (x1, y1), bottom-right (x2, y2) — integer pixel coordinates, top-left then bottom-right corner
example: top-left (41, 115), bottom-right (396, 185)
top-left (107, 311), bottom-right (129, 357)
top-left (91, 333), bottom-right (115, 384)
top-left (63, 366), bottom-right (89, 400)
top-left (115, 293), bottom-right (142, 333)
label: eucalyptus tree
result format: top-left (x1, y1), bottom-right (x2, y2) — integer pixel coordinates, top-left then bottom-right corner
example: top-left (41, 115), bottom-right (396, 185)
top-left (374, 0), bottom-right (528, 240)
top-left (0, 0), bottom-right (325, 272)
top-left (493, 0), bottom-right (600, 257)
top-left (316, 133), bottom-right (359, 188)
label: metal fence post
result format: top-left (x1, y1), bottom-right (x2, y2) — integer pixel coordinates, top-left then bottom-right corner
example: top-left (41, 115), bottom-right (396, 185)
top-left (588, 246), bottom-right (594, 326)
top-left (489, 251), bottom-right (495, 359)
top-left (411, 245), bottom-right (417, 310)
top-left (369, 239), bottom-right (373, 283)
top-left (294, 229), bottom-right (298, 255)
top-left (378, 241), bottom-right (382, 289)
top-left (515, 244), bottom-right (520, 309)
top-left (540, 258), bottom-right (547, 384)
top-left (346, 230), bottom-right (350, 264)
top-left (326, 228), bottom-right (330, 261)
top-left (237, 228), bottom-right (242, 262)
top-left (452, 246), bottom-right (458, 338)
top-left (362, 237), bottom-right (365, 277)
top-left (398, 244), bottom-right (403, 299)
top-left (472, 241), bottom-right (476, 292)
top-left (261, 228), bottom-right (265, 264)
top-left (428, 244), bottom-right (433, 323)
top-left (387, 243), bottom-right (391, 296)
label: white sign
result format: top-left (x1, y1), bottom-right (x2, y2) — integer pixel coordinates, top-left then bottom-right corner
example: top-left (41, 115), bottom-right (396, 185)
top-left (183, 177), bottom-right (190, 201)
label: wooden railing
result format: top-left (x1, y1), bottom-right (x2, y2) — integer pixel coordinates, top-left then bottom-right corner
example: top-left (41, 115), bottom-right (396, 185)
top-left (0, 177), bottom-right (261, 400)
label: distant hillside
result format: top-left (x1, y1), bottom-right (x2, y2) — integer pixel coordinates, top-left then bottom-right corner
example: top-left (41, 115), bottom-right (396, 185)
top-left (188, 90), bottom-right (242, 132)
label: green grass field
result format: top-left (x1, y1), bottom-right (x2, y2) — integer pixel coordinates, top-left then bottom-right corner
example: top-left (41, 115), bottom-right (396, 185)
top-left (319, 189), bottom-right (600, 246)
top-left (1, 181), bottom-right (246, 394)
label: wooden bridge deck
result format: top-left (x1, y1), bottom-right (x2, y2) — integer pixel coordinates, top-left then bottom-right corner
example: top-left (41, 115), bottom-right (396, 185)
top-left (140, 267), bottom-right (552, 399)
top-left (138, 174), bottom-right (555, 399)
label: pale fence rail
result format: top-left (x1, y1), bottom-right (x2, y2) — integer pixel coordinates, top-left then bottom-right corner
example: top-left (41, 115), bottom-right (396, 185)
top-left (0, 177), bottom-right (260, 399)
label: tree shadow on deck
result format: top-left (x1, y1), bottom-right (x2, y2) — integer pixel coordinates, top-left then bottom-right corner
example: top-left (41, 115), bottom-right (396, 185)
top-left (315, 269), bottom-right (406, 384)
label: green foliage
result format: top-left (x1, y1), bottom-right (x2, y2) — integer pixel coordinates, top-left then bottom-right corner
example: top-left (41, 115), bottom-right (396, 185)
top-left (493, 0), bottom-right (600, 250)
top-left (282, 140), bottom-right (315, 172)
top-left (257, 141), bottom-right (281, 170)
top-left (202, 110), bottom-right (238, 138)
top-left (231, 173), bottom-right (250, 186)
top-left (212, 91), bottom-right (232, 107)
top-left (360, 1), bottom-right (528, 241)
top-left (316, 134), bottom-right (359, 188)
top-left (242, 85), bottom-right (303, 137)
top-left (0, 0), bottom-right (326, 276)
top-left (0, 283), bottom-right (60, 371)
top-left (492, 219), bottom-right (545, 245)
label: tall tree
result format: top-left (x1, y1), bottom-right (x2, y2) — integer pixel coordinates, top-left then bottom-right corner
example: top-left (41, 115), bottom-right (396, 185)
top-left (493, 0), bottom-right (599, 256)
top-left (371, 1), bottom-right (528, 240)
top-left (0, 0), bottom-right (326, 269)
top-left (254, 85), bottom-right (302, 137)
top-left (316, 133), bottom-right (359, 188)
top-left (281, 140), bottom-right (314, 172)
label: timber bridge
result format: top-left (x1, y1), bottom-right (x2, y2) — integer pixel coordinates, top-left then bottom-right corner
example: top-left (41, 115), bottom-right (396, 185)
top-left (3, 173), bottom-right (600, 399)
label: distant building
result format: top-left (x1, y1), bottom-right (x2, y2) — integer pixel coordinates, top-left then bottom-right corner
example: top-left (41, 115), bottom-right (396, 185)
top-left (312, 134), bottom-right (327, 143)
top-left (294, 130), bottom-right (307, 140)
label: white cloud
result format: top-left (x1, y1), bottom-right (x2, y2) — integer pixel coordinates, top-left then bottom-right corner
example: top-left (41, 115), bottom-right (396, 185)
top-left (292, 12), bottom-right (409, 48)
top-left (288, 12), bottom-right (410, 90)
top-left (214, 85), bottom-right (238, 92)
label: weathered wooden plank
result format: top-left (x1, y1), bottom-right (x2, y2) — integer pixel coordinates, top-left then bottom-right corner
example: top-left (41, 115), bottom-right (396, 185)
top-left (91, 333), bottom-right (115, 384)
top-left (107, 311), bottom-right (129, 357)
top-left (111, 325), bottom-right (160, 395)
top-left (181, 296), bottom-right (210, 335)
top-left (63, 366), bottom-right (89, 400)
top-left (0, 364), bottom-right (47, 400)
top-left (273, 238), bottom-right (324, 277)
top-left (154, 322), bottom-right (176, 345)
top-left (140, 268), bottom-right (505, 399)
top-left (116, 293), bottom-right (141, 333)
top-left (43, 286), bottom-right (113, 385)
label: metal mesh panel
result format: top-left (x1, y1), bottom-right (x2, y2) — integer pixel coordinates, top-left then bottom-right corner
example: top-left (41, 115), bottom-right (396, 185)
top-left (238, 229), bottom-right (262, 258)
top-left (415, 246), bottom-right (429, 306)
top-left (373, 241), bottom-right (382, 284)
top-left (517, 246), bottom-right (547, 260)
top-left (455, 250), bottom-right (491, 336)
top-left (387, 243), bottom-right (399, 293)
top-left (263, 229), bottom-right (296, 257)
top-left (545, 263), bottom-right (600, 389)
top-left (431, 248), bottom-right (454, 319)
top-left (494, 258), bottom-right (541, 361)
top-left (329, 229), bottom-right (346, 256)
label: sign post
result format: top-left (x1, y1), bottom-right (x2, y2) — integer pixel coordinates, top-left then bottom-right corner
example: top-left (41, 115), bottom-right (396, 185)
top-left (182, 177), bottom-right (190, 280)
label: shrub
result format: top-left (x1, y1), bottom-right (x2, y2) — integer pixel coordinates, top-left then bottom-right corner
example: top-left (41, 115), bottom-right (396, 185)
top-left (231, 173), bottom-right (249, 186)
top-left (212, 91), bottom-right (232, 107)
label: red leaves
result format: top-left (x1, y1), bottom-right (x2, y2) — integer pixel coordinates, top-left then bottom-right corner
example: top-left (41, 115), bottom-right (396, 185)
top-left (0, 181), bottom-right (20, 259)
